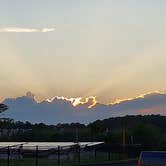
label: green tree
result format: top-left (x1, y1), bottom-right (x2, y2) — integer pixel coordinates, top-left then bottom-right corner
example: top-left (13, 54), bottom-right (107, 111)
top-left (132, 124), bottom-right (161, 147)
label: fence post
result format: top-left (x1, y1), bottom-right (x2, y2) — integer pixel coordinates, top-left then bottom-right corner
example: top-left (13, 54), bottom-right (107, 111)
top-left (94, 149), bottom-right (97, 158)
top-left (108, 151), bottom-right (111, 161)
top-left (35, 146), bottom-right (38, 166)
top-left (57, 146), bottom-right (60, 165)
top-left (7, 146), bottom-right (10, 166)
top-left (78, 144), bottom-right (80, 164)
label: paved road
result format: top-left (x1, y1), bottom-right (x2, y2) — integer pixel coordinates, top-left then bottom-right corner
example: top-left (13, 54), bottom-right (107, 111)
top-left (78, 160), bottom-right (137, 166)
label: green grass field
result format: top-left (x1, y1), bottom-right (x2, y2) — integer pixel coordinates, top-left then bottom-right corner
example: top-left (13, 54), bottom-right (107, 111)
top-left (0, 152), bottom-right (124, 166)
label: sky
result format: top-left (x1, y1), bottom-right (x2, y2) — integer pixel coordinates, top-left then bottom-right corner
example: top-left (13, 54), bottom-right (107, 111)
top-left (0, 0), bottom-right (166, 104)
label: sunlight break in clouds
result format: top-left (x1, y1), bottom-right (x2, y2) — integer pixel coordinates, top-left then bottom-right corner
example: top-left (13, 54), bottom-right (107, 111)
top-left (46, 96), bottom-right (97, 108)
top-left (109, 91), bottom-right (165, 105)
top-left (0, 27), bottom-right (55, 33)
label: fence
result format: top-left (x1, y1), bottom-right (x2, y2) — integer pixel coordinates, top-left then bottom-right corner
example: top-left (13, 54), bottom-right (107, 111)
top-left (0, 142), bottom-right (140, 166)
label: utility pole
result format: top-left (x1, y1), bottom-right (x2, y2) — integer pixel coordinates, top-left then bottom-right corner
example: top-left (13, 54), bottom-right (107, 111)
top-left (122, 119), bottom-right (126, 147)
top-left (122, 127), bottom-right (126, 147)
top-left (131, 135), bottom-right (134, 145)
top-left (122, 120), bottom-right (126, 159)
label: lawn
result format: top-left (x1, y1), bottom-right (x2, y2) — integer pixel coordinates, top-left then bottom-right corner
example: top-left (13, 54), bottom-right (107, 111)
top-left (0, 152), bottom-right (125, 166)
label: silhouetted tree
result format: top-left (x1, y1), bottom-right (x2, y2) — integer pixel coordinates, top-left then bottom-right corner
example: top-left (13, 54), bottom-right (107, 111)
top-left (0, 103), bottom-right (8, 113)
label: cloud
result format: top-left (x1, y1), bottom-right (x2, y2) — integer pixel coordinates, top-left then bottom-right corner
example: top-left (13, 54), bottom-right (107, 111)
top-left (41, 28), bottom-right (55, 32)
top-left (26, 91), bottom-right (35, 99)
top-left (2, 91), bottom-right (166, 124)
top-left (109, 91), bottom-right (163, 105)
top-left (46, 96), bottom-right (97, 108)
top-left (0, 27), bottom-right (55, 33)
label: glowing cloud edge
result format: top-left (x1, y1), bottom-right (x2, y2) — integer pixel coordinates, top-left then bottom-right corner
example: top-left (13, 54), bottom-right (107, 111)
top-left (0, 27), bottom-right (55, 33)
top-left (45, 91), bottom-right (165, 109)
top-left (46, 96), bottom-right (97, 108)
top-left (109, 91), bottom-right (165, 105)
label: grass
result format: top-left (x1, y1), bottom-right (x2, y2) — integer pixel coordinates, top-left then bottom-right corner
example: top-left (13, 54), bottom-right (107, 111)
top-left (0, 152), bottom-right (127, 166)
top-left (0, 158), bottom-right (75, 166)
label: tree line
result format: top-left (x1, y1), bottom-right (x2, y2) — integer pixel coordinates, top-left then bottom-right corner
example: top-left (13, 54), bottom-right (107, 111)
top-left (1, 112), bottom-right (166, 148)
